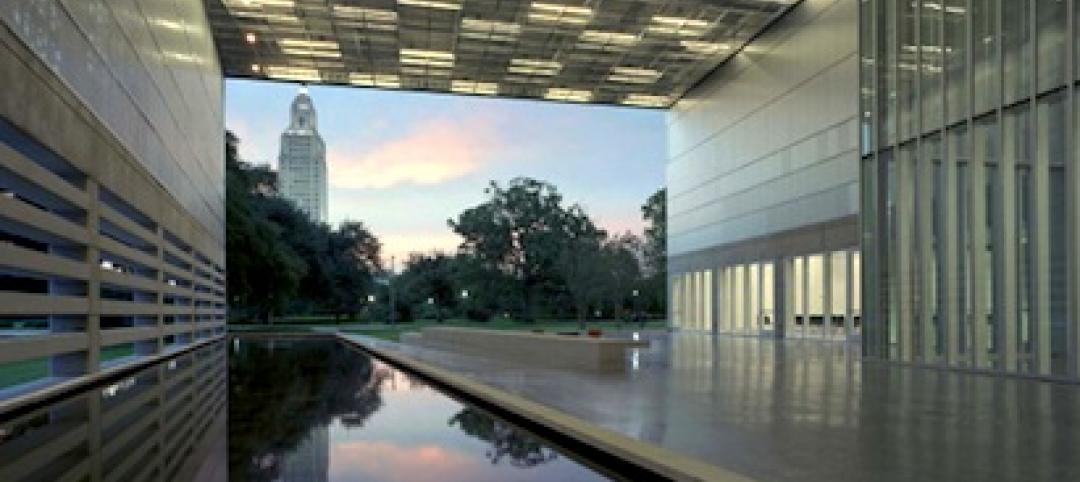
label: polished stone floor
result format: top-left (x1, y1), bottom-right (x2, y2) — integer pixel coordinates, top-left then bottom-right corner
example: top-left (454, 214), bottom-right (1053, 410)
top-left (344, 331), bottom-right (1080, 482)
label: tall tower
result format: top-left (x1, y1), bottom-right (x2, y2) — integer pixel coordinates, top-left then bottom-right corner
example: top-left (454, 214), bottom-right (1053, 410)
top-left (278, 87), bottom-right (328, 223)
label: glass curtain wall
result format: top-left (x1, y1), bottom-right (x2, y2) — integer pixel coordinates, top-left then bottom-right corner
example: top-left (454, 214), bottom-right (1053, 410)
top-left (861, 0), bottom-right (1079, 378)
top-left (788, 250), bottom-right (862, 340)
top-left (671, 270), bottom-right (714, 331)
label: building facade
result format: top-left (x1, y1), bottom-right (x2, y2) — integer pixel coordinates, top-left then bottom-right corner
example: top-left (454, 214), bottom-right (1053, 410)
top-left (279, 90), bottom-right (328, 224)
top-left (860, 0), bottom-right (1080, 379)
top-left (667, 0), bottom-right (862, 341)
top-left (0, 1), bottom-right (226, 397)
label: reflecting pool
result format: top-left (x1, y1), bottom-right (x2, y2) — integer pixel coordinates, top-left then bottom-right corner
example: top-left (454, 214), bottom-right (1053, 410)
top-left (0, 337), bottom-right (617, 481)
top-left (229, 337), bottom-right (612, 482)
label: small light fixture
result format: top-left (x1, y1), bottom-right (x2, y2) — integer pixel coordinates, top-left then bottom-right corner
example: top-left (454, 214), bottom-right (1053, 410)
top-left (250, 63), bottom-right (260, 72)
top-left (245, 32), bottom-right (257, 44)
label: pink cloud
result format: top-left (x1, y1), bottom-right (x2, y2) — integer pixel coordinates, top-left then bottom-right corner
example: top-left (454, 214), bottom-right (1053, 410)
top-left (378, 231), bottom-right (463, 264)
top-left (328, 116), bottom-right (500, 189)
top-left (329, 441), bottom-right (482, 482)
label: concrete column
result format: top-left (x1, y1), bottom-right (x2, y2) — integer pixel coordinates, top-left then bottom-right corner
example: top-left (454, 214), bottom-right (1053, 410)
top-left (717, 266), bottom-right (727, 333)
top-left (897, 148), bottom-right (916, 362)
top-left (944, 130), bottom-right (960, 366)
top-left (823, 252), bottom-right (833, 339)
top-left (743, 264), bottom-right (752, 335)
top-left (1063, 0), bottom-right (1080, 378)
top-left (969, 140), bottom-right (990, 369)
top-left (708, 265), bottom-right (717, 332)
top-left (775, 257), bottom-right (788, 339)
top-left (845, 250), bottom-right (856, 339)
top-left (996, 116), bottom-right (1019, 373)
top-left (1033, 96), bottom-right (1052, 375)
top-left (88, 394), bottom-right (102, 482)
top-left (800, 256), bottom-right (809, 338)
top-left (918, 149), bottom-right (937, 362)
top-left (667, 274), bottom-right (676, 329)
top-left (86, 180), bottom-right (101, 373)
top-left (757, 262), bottom-right (765, 336)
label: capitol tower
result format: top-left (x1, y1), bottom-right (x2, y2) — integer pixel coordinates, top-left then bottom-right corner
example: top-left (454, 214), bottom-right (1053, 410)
top-left (278, 87), bottom-right (328, 223)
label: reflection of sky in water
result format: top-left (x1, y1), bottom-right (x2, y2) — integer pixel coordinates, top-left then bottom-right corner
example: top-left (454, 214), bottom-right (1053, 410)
top-left (322, 362), bottom-right (608, 482)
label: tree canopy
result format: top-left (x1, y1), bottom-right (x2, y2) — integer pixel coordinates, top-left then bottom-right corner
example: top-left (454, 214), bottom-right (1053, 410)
top-left (226, 132), bottom-right (381, 321)
top-left (226, 130), bottom-right (667, 324)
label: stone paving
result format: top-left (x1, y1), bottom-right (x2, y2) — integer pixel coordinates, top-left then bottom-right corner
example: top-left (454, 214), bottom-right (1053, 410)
top-left (344, 331), bottom-right (1080, 482)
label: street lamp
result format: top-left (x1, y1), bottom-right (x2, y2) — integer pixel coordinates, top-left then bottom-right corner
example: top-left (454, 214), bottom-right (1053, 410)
top-left (367, 294), bottom-right (376, 303)
top-left (427, 297), bottom-right (434, 305)
top-left (460, 289), bottom-right (469, 299)
top-left (632, 289), bottom-right (641, 327)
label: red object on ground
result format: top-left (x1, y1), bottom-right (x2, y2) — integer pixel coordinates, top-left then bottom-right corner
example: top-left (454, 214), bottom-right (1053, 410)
top-left (587, 329), bottom-right (602, 337)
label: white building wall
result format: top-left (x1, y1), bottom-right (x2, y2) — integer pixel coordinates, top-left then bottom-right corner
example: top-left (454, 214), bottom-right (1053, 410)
top-left (667, 0), bottom-right (859, 257)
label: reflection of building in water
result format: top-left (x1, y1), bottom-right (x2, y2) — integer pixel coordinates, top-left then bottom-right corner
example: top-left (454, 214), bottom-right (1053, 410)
top-left (372, 361), bottom-right (425, 392)
top-left (282, 424), bottom-right (329, 482)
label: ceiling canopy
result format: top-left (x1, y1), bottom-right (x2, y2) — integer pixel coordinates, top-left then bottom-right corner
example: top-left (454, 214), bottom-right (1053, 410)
top-left (206, 0), bottom-right (795, 107)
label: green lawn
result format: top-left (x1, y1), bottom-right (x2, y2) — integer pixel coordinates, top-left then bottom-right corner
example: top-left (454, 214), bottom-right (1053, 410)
top-left (0, 344), bottom-right (137, 389)
top-left (0, 357), bottom-right (47, 389)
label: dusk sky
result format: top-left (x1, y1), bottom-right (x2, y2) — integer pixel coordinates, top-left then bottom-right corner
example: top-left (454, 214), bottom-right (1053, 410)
top-left (225, 79), bottom-right (666, 263)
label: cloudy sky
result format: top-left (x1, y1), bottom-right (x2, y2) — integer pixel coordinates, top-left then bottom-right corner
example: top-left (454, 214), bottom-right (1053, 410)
top-left (225, 79), bottom-right (666, 263)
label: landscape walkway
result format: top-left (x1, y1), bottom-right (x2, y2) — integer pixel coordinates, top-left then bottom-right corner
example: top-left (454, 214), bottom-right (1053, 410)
top-left (343, 331), bottom-right (1080, 482)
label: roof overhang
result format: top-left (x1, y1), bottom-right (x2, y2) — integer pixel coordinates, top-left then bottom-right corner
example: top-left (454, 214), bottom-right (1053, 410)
top-left (206, 0), bottom-right (796, 108)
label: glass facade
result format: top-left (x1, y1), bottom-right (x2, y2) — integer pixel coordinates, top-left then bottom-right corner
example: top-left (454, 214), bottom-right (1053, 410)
top-left (861, 0), bottom-right (1080, 378)
top-left (671, 250), bottom-right (861, 340)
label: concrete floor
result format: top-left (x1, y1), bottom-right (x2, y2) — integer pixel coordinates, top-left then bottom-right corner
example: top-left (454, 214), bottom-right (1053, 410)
top-left (349, 331), bottom-right (1080, 482)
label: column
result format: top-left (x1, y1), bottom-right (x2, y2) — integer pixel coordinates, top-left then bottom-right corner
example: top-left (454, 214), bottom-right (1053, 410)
top-left (897, 148), bottom-right (916, 362)
top-left (1071, 54), bottom-right (1080, 378)
top-left (997, 116), bottom-right (1019, 372)
top-left (823, 252), bottom-right (833, 339)
top-left (743, 264), bottom-right (752, 335)
top-left (86, 180), bottom-right (101, 374)
top-left (918, 148), bottom-right (937, 362)
top-left (708, 265), bottom-right (717, 332)
top-left (1033, 96), bottom-right (1052, 375)
top-left (969, 141), bottom-right (991, 369)
top-left (757, 262), bottom-right (765, 336)
top-left (944, 129), bottom-right (961, 366)
top-left (845, 250), bottom-right (856, 339)
top-left (775, 257), bottom-right (789, 339)
top-left (801, 256), bottom-right (809, 338)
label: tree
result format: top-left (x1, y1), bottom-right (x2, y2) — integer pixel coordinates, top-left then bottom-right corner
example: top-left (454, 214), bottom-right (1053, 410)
top-left (642, 188), bottom-right (666, 276)
top-left (326, 221), bottom-right (381, 320)
top-left (641, 188), bottom-right (667, 315)
top-left (397, 252), bottom-right (457, 322)
top-left (225, 132), bottom-right (306, 321)
top-left (449, 178), bottom-right (593, 321)
top-left (225, 131), bottom-right (382, 322)
top-left (449, 407), bottom-right (558, 467)
top-left (601, 233), bottom-right (644, 319)
top-left (555, 208), bottom-right (607, 328)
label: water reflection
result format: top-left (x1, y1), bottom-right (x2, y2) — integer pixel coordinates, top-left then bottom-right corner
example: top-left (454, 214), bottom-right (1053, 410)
top-left (229, 337), bottom-right (610, 482)
top-left (448, 407), bottom-right (558, 467)
top-left (0, 341), bottom-right (228, 481)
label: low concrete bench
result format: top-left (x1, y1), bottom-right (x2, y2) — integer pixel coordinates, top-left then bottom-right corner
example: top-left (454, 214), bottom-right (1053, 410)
top-left (405, 327), bottom-right (648, 371)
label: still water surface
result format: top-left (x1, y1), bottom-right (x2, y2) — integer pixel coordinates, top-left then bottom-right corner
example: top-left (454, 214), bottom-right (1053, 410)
top-left (0, 338), bottom-right (614, 481)
top-left (230, 337), bottom-right (612, 482)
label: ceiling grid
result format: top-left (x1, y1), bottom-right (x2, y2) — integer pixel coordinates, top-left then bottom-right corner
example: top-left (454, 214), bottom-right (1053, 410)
top-left (206, 0), bottom-right (796, 107)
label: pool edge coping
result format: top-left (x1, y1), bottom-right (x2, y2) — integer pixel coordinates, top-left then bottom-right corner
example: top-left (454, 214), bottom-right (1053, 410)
top-left (336, 332), bottom-right (755, 482)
